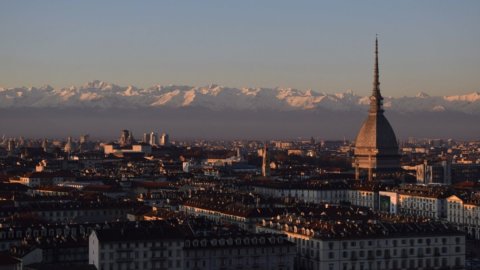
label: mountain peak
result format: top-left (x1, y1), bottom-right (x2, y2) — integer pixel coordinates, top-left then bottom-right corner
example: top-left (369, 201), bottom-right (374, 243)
top-left (0, 81), bottom-right (479, 114)
top-left (416, 92), bottom-right (430, 98)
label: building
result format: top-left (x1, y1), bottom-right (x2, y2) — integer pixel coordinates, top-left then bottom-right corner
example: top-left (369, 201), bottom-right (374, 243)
top-left (183, 234), bottom-right (295, 270)
top-left (447, 193), bottom-right (480, 239)
top-left (143, 133), bottom-right (151, 145)
top-left (181, 193), bottom-right (283, 232)
top-left (103, 143), bottom-right (152, 156)
top-left (89, 221), bottom-right (295, 270)
top-left (149, 132), bottom-right (158, 146)
top-left (15, 171), bottom-right (75, 187)
top-left (64, 137), bottom-right (74, 154)
top-left (380, 185), bottom-right (452, 219)
top-left (119, 130), bottom-right (134, 146)
top-left (262, 142), bottom-right (271, 177)
top-left (89, 221), bottom-right (185, 270)
top-left (353, 38), bottom-right (400, 181)
top-left (451, 163), bottom-right (480, 183)
top-left (257, 211), bottom-right (466, 270)
top-left (252, 180), bottom-right (349, 204)
top-left (160, 133), bottom-right (169, 146)
top-left (415, 160), bottom-right (452, 185)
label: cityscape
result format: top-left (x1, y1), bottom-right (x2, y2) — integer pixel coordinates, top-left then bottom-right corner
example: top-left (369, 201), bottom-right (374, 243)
top-left (1, 1), bottom-right (480, 270)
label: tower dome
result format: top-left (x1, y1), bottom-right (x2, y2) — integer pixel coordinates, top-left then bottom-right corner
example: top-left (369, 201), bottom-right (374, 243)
top-left (353, 37), bottom-right (400, 181)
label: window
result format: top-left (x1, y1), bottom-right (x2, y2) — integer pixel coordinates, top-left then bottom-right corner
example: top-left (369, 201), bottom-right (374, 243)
top-left (329, 252), bottom-right (334, 259)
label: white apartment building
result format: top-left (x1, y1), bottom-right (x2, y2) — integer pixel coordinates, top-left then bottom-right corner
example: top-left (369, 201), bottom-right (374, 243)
top-left (447, 194), bottom-right (480, 239)
top-left (257, 218), bottom-right (465, 270)
top-left (346, 189), bottom-right (377, 209)
top-left (397, 192), bottom-right (447, 219)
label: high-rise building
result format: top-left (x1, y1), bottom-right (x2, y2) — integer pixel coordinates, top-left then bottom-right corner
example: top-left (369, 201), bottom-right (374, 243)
top-left (262, 142), bottom-right (270, 177)
top-left (149, 131), bottom-right (158, 146)
top-left (79, 134), bottom-right (89, 144)
top-left (7, 139), bottom-right (15, 153)
top-left (143, 133), bottom-right (151, 144)
top-left (353, 38), bottom-right (400, 181)
top-left (41, 138), bottom-right (49, 152)
top-left (160, 133), bottom-right (170, 146)
top-left (119, 129), bottom-right (134, 146)
top-left (64, 136), bottom-right (74, 153)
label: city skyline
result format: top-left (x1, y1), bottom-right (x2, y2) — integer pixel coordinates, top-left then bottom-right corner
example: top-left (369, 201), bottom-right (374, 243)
top-left (1, 1), bottom-right (479, 97)
top-left (1, 2), bottom-right (480, 270)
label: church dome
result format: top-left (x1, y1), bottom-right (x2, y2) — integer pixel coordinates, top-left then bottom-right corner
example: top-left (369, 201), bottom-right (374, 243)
top-left (354, 113), bottom-right (398, 156)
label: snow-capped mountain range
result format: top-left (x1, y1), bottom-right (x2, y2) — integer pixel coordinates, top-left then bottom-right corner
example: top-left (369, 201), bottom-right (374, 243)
top-left (1, 80), bottom-right (479, 113)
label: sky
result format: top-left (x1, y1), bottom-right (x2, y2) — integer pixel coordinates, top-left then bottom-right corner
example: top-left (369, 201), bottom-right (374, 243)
top-left (0, 1), bottom-right (479, 97)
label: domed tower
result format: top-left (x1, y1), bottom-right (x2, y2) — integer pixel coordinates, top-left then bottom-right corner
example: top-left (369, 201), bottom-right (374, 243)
top-left (353, 37), bottom-right (400, 181)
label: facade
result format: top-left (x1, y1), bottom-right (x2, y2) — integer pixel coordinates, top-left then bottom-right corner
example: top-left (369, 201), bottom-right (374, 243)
top-left (0, 201), bottom-right (137, 223)
top-left (353, 38), bottom-right (400, 181)
top-left (89, 221), bottom-right (295, 270)
top-left (257, 217), bottom-right (465, 270)
top-left (119, 130), bottom-right (134, 146)
top-left (16, 171), bottom-right (75, 187)
top-left (181, 202), bottom-right (280, 232)
top-left (252, 181), bottom-right (349, 204)
top-left (89, 223), bottom-right (184, 270)
top-left (183, 235), bottom-right (295, 270)
top-left (149, 132), bottom-right (158, 146)
top-left (346, 188), bottom-right (378, 209)
top-left (447, 194), bottom-right (480, 239)
top-left (160, 133), bottom-right (169, 146)
top-left (416, 160), bottom-right (452, 185)
top-left (103, 143), bottom-right (152, 156)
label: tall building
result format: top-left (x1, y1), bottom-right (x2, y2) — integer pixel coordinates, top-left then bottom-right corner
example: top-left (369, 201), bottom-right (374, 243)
top-left (160, 133), bottom-right (170, 146)
top-left (143, 132), bottom-right (151, 144)
top-left (262, 142), bottom-right (270, 177)
top-left (353, 38), bottom-right (400, 181)
top-left (41, 138), bottom-right (49, 152)
top-left (7, 139), bottom-right (15, 153)
top-left (64, 136), bottom-right (74, 153)
top-left (119, 129), bottom-right (134, 146)
top-left (79, 134), bottom-right (89, 144)
top-left (149, 131), bottom-right (158, 146)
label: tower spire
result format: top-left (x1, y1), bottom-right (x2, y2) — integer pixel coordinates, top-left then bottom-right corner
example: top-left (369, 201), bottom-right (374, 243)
top-left (370, 35), bottom-right (383, 113)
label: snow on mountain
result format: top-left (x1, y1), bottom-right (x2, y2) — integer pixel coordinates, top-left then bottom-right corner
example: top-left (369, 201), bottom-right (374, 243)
top-left (1, 81), bottom-right (479, 114)
top-left (444, 91), bottom-right (480, 102)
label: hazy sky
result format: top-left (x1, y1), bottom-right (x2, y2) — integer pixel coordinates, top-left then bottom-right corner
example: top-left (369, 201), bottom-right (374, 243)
top-left (1, 1), bottom-right (479, 97)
